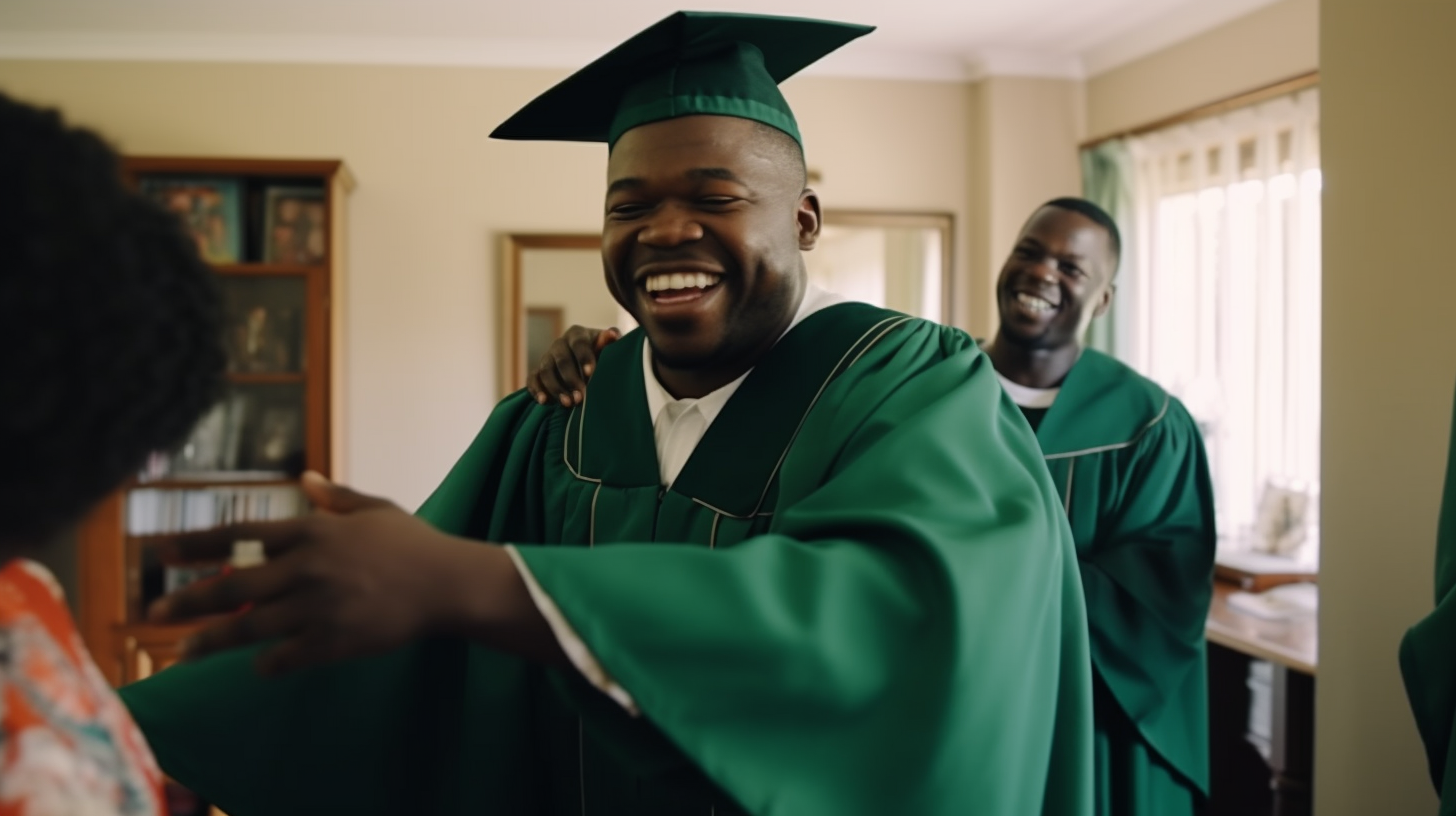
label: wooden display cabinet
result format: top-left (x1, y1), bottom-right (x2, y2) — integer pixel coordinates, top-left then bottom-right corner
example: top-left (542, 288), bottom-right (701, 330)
top-left (76, 157), bottom-right (352, 687)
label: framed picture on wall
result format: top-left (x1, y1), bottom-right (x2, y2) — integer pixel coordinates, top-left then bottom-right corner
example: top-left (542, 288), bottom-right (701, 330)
top-left (525, 307), bottom-right (565, 376)
top-left (139, 176), bottom-right (243, 264)
top-left (262, 186), bottom-right (328, 264)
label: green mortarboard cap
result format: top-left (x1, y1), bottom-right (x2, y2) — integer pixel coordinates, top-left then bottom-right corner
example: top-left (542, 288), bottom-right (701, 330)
top-left (490, 11), bottom-right (874, 147)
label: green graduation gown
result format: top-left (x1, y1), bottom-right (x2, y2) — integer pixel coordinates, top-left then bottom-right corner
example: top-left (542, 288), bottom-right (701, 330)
top-left (1400, 384), bottom-right (1456, 814)
top-left (120, 303), bottom-right (1095, 816)
top-left (1032, 349), bottom-right (1216, 816)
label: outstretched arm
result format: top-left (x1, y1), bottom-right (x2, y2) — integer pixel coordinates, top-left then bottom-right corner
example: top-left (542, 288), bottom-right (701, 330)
top-left (525, 325), bottom-right (620, 407)
top-left (148, 471), bottom-right (569, 676)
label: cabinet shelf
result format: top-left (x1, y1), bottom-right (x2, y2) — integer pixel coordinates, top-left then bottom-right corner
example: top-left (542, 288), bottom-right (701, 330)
top-left (227, 372), bottom-right (306, 385)
top-left (129, 474), bottom-right (296, 489)
top-left (212, 262), bottom-right (328, 276)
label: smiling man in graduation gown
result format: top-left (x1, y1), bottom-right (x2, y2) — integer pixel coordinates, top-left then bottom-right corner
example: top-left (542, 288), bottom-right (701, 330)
top-left (1401, 385), bottom-right (1456, 816)
top-left (531, 198), bottom-right (1217, 816)
top-left (985, 200), bottom-right (1215, 816)
top-left (119, 12), bottom-right (1094, 816)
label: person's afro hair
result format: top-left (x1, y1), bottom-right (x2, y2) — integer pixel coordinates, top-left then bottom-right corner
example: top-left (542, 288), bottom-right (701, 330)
top-left (0, 92), bottom-right (226, 545)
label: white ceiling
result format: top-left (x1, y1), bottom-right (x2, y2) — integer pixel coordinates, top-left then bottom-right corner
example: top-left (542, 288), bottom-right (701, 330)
top-left (0, 0), bottom-right (1282, 81)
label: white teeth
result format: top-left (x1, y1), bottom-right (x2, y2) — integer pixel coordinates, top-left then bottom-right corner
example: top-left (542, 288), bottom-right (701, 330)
top-left (1017, 292), bottom-right (1056, 313)
top-left (644, 273), bottom-right (722, 293)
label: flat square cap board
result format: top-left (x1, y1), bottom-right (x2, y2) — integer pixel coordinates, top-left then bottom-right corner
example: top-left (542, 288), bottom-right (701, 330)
top-left (489, 11), bottom-right (875, 147)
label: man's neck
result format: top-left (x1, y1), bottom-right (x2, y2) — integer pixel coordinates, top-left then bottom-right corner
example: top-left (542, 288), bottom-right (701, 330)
top-left (650, 283), bottom-right (823, 400)
top-left (984, 333), bottom-right (1082, 390)
top-left (652, 356), bottom-right (756, 400)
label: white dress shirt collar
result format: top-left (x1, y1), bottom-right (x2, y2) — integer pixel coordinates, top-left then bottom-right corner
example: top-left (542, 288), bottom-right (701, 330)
top-left (642, 283), bottom-right (845, 485)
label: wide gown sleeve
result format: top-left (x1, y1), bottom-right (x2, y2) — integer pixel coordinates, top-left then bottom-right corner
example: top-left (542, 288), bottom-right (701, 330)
top-left (1401, 385), bottom-right (1456, 813)
top-left (1076, 399), bottom-right (1216, 791)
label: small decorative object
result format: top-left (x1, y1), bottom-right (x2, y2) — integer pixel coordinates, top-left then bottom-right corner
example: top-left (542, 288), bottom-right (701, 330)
top-left (221, 276), bottom-right (304, 373)
top-left (1251, 480), bottom-right (1314, 557)
top-left (228, 303), bottom-right (297, 373)
top-left (250, 405), bottom-right (304, 474)
top-left (140, 176), bottom-right (243, 264)
top-left (170, 400), bottom-right (230, 474)
top-left (263, 186), bottom-right (327, 263)
top-left (164, 391), bottom-right (251, 477)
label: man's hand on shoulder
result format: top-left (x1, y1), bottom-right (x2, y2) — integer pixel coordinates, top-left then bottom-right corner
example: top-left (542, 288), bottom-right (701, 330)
top-left (526, 325), bottom-right (620, 408)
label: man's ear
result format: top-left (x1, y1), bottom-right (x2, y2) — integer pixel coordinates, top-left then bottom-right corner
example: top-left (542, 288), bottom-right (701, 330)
top-left (797, 189), bottom-right (822, 251)
top-left (1093, 282), bottom-right (1116, 318)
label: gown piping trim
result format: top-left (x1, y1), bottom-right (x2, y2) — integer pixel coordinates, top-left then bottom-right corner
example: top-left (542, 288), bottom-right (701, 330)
top-left (563, 392), bottom-right (602, 484)
top-left (1043, 393), bottom-right (1171, 460)
top-left (1064, 458), bottom-right (1076, 514)
top-left (588, 482), bottom-right (602, 546)
top-left (582, 314), bottom-right (914, 522)
top-left (709, 315), bottom-right (913, 520)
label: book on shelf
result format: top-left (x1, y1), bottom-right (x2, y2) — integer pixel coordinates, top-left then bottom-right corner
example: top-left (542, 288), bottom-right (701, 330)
top-left (138, 470), bottom-right (291, 485)
top-left (1214, 550), bottom-right (1317, 592)
top-left (126, 485), bottom-right (305, 536)
top-left (127, 484), bottom-right (306, 599)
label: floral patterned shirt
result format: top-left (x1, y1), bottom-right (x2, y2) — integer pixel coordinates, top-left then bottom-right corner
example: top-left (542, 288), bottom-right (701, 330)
top-left (0, 559), bottom-right (165, 816)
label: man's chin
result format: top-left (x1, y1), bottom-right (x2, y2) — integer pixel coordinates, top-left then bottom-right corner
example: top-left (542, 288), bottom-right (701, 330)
top-left (999, 323), bottom-right (1056, 350)
top-left (645, 332), bottom-right (720, 370)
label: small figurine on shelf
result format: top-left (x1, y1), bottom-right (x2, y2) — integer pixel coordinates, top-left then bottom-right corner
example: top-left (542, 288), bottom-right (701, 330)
top-left (228, 305), bottom-right (292, 373)
top-left (249, 405), bottom-right (303, 472)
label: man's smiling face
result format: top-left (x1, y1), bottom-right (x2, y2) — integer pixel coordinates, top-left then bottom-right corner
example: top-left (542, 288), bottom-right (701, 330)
top-left (995, 206), bottom-right (1115, 351)
top-left (601, 115), bottom-right (818, 373)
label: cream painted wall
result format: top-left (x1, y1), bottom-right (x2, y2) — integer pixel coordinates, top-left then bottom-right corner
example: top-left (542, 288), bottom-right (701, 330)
top-left (785, 77), bottom-right (971, 330)
top-left (0, 60), bottom-right (968, 509)
top-left (967, 76), bottom-right (1084, 337)
top-left (1085, 0), bottom-right (1317, 140)
top-left (1317, 2), bottom-right (1454, 812)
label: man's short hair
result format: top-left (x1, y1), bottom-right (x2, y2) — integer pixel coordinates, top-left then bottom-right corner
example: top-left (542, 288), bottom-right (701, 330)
top-left (1042, 197), bottom-right (1122, 270)
top-left (0, 92), bottom-right (226, 545)
top-left (750, 120), bottom-right (808, 189)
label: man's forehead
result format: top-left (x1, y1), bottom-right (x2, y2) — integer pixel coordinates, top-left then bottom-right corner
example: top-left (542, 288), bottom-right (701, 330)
top-left (608, 126), bottom-right (774, 182)
top-left (605, 167), bottom-right (747, 195)
top-left (1022, 208), bottom-right (1110, 252)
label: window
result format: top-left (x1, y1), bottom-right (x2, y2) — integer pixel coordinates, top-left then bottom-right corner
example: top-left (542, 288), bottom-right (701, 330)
top-left (1121, 89), bottom-right (1321, 552)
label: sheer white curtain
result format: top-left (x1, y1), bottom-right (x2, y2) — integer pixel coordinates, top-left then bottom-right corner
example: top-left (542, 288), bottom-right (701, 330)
top-left (1122, 88), bottom-right (1321, 549)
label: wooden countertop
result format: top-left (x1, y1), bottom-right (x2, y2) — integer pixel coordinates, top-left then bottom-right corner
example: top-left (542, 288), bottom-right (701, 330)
top-left (1205, 579), bottom-right (1318, 675)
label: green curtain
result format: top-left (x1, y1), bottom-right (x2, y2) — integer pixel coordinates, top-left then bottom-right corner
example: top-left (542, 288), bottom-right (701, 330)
top-left (1080, 139), bottom-right (1136, 360)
